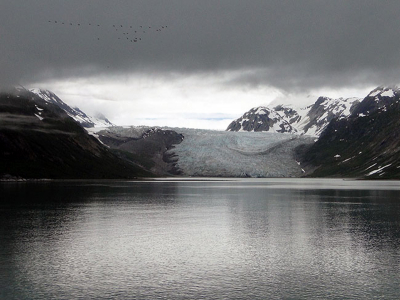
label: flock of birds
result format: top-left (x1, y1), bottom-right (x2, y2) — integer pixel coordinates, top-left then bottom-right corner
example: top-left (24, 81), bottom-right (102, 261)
top-left (47, 20), bottom-right (168, 46)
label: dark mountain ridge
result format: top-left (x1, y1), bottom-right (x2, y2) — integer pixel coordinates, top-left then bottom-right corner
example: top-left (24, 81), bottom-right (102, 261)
top-left (0, 89), bottom-right (151, 179)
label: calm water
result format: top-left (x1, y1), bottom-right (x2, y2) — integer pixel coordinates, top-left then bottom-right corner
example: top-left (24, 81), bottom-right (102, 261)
top-left (1, 178), bottom-right (400, 299)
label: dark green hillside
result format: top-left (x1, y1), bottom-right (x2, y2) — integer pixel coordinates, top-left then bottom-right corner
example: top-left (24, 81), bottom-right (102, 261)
top-left (0, 91), bottom-right (152, 179)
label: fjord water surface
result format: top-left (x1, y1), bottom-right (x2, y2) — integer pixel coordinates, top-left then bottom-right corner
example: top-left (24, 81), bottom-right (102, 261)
top-left (1, 179), bottom-right (400, 299)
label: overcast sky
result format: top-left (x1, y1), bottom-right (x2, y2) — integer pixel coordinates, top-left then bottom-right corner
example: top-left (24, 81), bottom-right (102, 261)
top-left (2, 0), bottom-right (400, 129)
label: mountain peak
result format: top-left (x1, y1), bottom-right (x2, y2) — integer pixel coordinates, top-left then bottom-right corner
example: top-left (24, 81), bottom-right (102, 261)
top-left (30, 88), bottom-right (114, 128)
top-left (351, 86), bottom-right (400, 118)
top-left (227, 95), bottom-right (361, 136)
top-left (226, 106), bottom-right (297, 133)
top-left (367, 86), bottom-right (399, 98)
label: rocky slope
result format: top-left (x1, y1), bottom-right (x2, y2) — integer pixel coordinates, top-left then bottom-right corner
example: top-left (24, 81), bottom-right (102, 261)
top-left (0, 88), bottom-right (150, 179)
top-left (96, 127), bottom-right (184, 176)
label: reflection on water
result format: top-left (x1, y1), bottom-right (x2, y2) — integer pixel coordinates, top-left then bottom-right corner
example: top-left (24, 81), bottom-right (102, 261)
top-left (0, 179), bottom-right (400, 299)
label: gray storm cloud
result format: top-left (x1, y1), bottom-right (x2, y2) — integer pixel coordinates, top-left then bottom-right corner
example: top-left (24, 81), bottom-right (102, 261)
top-left (2, 0), bottom-right (400, 91)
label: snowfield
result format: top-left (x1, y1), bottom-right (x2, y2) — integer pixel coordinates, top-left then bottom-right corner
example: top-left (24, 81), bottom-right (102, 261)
top-left (167, 128), bottom-right (314, 177)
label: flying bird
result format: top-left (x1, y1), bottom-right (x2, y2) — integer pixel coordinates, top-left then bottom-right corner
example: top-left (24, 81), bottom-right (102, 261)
top-left (45, 19), bottom-right (169, 52)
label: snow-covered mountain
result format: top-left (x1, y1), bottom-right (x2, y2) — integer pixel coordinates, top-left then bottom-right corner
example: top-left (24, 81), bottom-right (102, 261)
top-left (301, 96), bottom-right (360, 136)
top-left (300, 86), bottom-right (400, 179)
top-left (351, 86), bottom-right (400, 117)
top-left (225, 107), bottom-right (297, 134)
top-left (227, 95), bottom-right (361, 136)
top-left (5, 84), bottom-right (400, 179)
top-left (30, 88), bottom-right (114, 128)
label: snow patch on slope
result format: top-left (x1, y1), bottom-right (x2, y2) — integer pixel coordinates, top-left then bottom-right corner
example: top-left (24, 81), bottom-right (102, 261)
top-left (381, 89), bottom-right (395, 97)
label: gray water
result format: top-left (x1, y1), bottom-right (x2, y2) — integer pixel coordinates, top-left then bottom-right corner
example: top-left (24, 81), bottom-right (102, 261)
top-left (1, 178), bottom-right (400, 299)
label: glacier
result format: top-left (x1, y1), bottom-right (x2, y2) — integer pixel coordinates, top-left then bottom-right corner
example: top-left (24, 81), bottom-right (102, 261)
top-left (96, 126), bottom-right (314, 178)
top-left (166, 128), bottom-right (314, 177)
